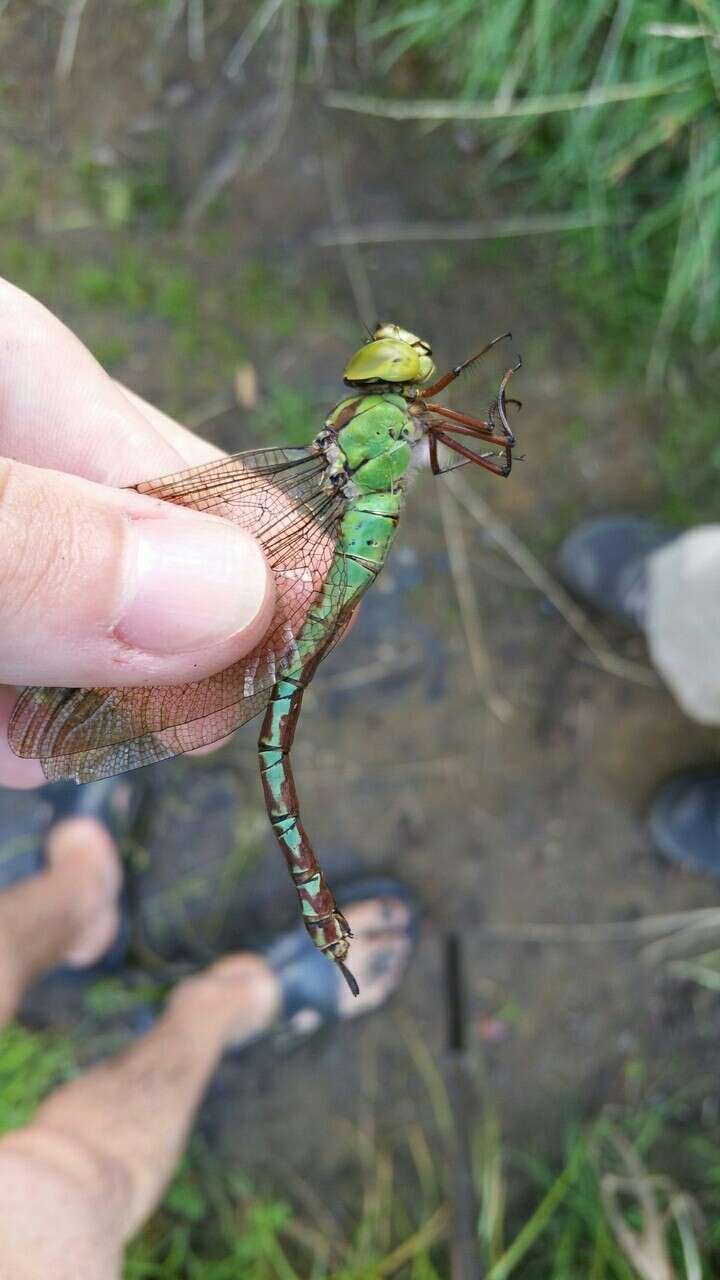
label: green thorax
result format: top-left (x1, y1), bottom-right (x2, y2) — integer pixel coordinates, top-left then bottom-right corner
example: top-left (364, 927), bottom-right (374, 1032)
top-left (318, 392), bottom-right (419, 496)
top-left (302, 391), bottom-right (421, 623)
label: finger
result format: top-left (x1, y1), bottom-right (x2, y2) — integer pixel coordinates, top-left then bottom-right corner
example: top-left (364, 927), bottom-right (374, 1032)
top-left (115, 383), bottom-right (226, 467)
top-left (0, 458), bottom-right (274, 687)
top-left (0, 278), bottom-right (218, 484)
top-left (0, 687), bottom-right (44, 788)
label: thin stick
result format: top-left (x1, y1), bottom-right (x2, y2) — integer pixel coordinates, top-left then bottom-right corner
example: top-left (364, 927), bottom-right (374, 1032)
top-left (447, 472), bottom-right (658, 688)
top-left (325, 73), bottom-right (697, 123)
top-left (223, 0), bottom-right (285, 80)
top-left (376, 1205), bottom-right (450, 1277)
top-left (481, 907), bottom-right (720, 944)
top-left (439, 485), bottom-right (513, 722)
top-left (320, 130), bottom-right (376, 328)
top-left (313, 211), bottom-right (615, 247)
top-left (185, 0), bottom-right (297, 224)
top-left (55, 0), bottom-right (89, 80)
top-left (187, 0), bottom-right (205, 62)
top-left (154, 0), bottom-right (185, 52)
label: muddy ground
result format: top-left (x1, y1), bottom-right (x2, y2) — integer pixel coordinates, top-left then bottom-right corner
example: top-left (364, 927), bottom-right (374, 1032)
top-left (2, 1), bottom-right (720, 1217)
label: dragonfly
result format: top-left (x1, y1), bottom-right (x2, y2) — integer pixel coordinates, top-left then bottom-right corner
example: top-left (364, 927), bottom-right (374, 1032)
top-left (10, 323), bottom-right (521, 995)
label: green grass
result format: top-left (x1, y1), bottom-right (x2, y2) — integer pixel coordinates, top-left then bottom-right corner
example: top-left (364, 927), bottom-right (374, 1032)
top-left (126, 1104), bottom-right (719, 1278)
top-left (252, 382), bottom-right (323, 446)
top-left (74, 152), bottom-right (181, 231)
top-left (0, 1018), bottom-right (717, 1277)
top-left (332, 0), bottom-right (720, 383)
top-left (0, 1023), bottom-right (76, 1132)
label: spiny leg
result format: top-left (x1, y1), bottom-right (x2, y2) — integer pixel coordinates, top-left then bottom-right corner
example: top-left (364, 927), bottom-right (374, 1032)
top-left (421, 331), bottom-right (512, 399)
top-left (429, 418), bottom-right (515, 451)
top-left (258, 675), bottom-right (359, 997)
top-left (424, 402), bottom-right (500, 436)
top-left (434, 429), bottom-right (513, 477)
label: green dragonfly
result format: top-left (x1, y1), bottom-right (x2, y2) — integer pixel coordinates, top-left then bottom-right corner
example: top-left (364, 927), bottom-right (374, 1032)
top-left (10, 323), bottom-right (521, 994)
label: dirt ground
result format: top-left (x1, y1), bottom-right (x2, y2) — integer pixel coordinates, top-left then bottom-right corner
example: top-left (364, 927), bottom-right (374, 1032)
top-left (3, 1), bottom-right (720, 1213)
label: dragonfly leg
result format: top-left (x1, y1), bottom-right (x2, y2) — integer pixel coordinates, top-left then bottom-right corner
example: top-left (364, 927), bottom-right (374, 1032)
top-left (258, 676), bottom-right (359, 996)
top-left (434, 429), bottom-right (513, 476)
top-left (420, 332), bottom-right (512, 398)
top-left (425, 402), bottom-right (516, 447)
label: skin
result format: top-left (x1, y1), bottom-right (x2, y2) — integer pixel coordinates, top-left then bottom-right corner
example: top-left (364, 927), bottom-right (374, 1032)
top-left (0, 284), bottom-right (414, 1274)
top-left (0, 278), bottom-right (278, 785)
top-left (0, 819), bottom-right (412, 1279)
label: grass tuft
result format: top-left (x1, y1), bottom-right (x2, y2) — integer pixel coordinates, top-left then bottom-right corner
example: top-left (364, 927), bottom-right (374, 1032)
top-left (335, 0), bottom-right (720, 381)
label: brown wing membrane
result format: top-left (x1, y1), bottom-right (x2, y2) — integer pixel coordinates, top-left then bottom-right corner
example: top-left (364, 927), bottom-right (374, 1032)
top-left (10, 448), bottom-right (348, 782)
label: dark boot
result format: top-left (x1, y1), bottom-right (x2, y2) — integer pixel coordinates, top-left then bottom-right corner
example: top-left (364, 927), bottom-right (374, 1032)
top-left (558, 515), bottom-right (676, 629)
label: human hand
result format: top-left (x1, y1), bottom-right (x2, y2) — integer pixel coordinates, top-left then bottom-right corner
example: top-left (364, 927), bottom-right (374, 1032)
top-left (0, 280), bottom-right (275, 788)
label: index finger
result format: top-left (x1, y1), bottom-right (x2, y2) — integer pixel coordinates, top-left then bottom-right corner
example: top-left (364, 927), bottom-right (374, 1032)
top-left (0, 279), bottom-right (222, 482)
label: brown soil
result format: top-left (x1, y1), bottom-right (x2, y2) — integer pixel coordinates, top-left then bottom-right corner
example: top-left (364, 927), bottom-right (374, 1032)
top-left (3, 0), bottom-right (720, 1211)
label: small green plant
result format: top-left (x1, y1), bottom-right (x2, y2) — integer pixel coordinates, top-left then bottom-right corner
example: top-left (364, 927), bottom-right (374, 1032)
top-left (0, 1023), bottom-right (76, 1133)
top-left (0, 1019), bottom-right (715, 1277)
top-left (74, 154), bottom-right (180, 231)
top-left (253, 382), bottom-right (321, 446)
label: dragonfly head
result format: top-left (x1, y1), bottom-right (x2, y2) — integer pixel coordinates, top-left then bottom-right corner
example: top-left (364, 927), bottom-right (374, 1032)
top-left (343, 323), bottom-right (436, 390)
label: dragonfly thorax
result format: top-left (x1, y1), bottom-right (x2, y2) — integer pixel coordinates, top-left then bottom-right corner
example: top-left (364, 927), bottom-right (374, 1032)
top-left (315, 393), bottom-right (421, 496)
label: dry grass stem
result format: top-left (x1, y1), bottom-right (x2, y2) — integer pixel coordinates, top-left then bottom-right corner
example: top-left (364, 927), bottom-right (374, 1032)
top-left (644, 22), bottom-right (717, 41)
top-left (326, 74), bottom-right (695, 122)
top-left (597, 1129), bottom-right (702, 1280)
top-left (185, 0), bottom-right (297, 224)
top-left (320, 132), bottom-right (376, 328)
top-left (223, 0), bottom-right (285, 80)
top-left (439, 484), bottom-right (513, 722)
top-left (447, 472), bottom-right (658, 688)
top-left (313, 211), bottom-right (611, 246)
top-left (482, 907), bottom-right (720, 944)
top-left (376, 1205), bottom-right (450, 1277)
top-left (55, 0), bottom-right (89, 80)
top-left (187, 0), bottom-right (205, 62)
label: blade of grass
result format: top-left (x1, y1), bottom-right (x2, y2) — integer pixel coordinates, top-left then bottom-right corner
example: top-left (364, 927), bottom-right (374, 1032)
top-left (486, 1140), bottom-right (586, 1280)
top-left (326, 72), bottom-right (698, 122)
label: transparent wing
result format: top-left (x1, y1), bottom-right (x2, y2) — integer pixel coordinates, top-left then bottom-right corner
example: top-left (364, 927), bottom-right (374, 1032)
top-left (10, 447), bottom-right (350, 782)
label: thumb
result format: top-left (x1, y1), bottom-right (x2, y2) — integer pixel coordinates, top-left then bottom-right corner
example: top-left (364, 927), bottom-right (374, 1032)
top-left (0, 458), bottom-right (274, 687)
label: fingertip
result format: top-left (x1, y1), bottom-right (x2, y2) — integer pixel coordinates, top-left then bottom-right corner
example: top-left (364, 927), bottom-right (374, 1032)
top-left (117, 514), bottom-right (275, 660)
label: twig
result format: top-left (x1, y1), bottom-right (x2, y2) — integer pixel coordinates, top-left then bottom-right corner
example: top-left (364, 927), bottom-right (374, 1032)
top-left (598, 1131), bottom-right (681, 1280)
top-left (644, 22), bottom-right (717, 41)
top-left (447, 471), bottom-right (658, 688)
top-left (321, 652), bottom-right (418, 691)
top-left (376, 1206), bottom-right (450, 1277)
top-left (187, 0), bottom-right (205, 61)
top-left (185, 0), bottom-right (298, 224)
top-left (320, 129), bottom-right (376, 327)
top-left (480, 907), bottom-right (720, 944)
top-left (325, 73), bottom-right (697, 123)
top-left (223, 0), bottom-right (285, 81)
top-left (640, 911), bottom-right (720, 963)
top-left (439, 485), bottom-right (513, 722)
top-left (154, 0), bottom-right (185, 52)
top-left (493, 23), bottom-right (532, 111)
top-left (313, 211), bottom-right (614, 246)
top-left (55, 0), bottom-right (89, 81)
